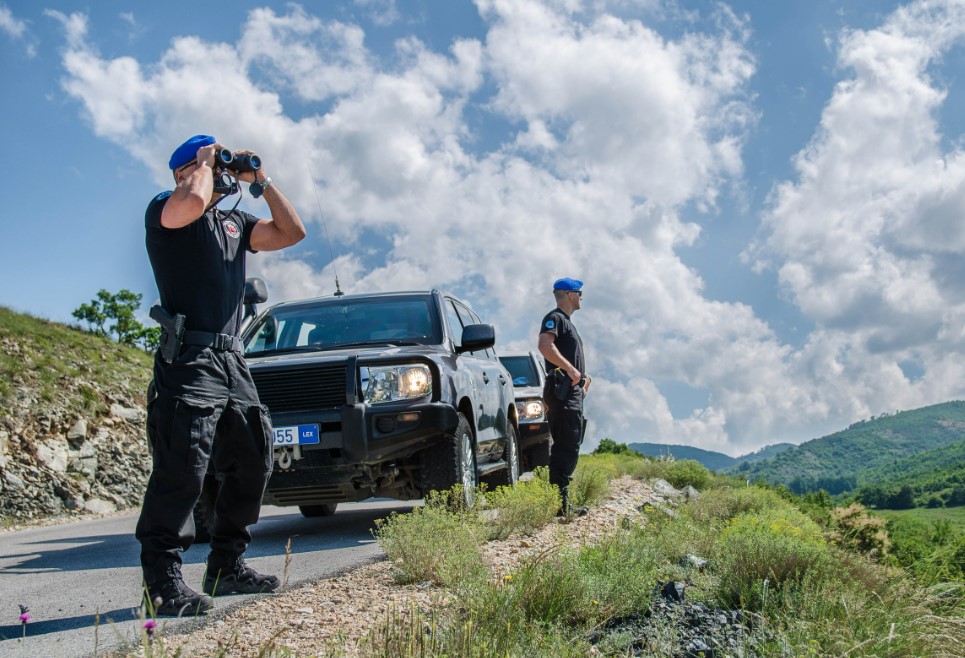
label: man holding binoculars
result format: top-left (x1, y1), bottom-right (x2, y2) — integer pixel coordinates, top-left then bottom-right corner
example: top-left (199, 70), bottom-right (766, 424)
top-left (137, 134), bottom-right (306, 616)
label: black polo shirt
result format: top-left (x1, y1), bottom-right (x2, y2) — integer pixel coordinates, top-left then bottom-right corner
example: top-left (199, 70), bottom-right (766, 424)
top-left (145, 192), bottom-right (260, 336)
top-left (539, 307), bottom-right (585, 376)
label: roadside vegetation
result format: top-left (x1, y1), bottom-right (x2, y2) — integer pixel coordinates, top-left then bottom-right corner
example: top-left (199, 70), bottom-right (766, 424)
top-left (33, 443), bottom-right (965, 657)
top-left (361, 449), bottom-right (964, 657)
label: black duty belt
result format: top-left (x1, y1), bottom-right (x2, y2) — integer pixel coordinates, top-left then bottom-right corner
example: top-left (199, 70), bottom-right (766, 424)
top-left (182, 330), bottom-right (242, 352)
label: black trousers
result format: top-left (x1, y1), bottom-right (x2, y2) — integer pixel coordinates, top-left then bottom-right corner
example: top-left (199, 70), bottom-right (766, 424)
top-left (544, 388), bottom-right (584, 497)
top-left (135, 346), bottom-right (273, 582)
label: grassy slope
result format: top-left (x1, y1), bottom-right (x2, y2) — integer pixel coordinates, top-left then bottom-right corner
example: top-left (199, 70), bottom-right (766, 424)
top-left (0, 305), bottom-right (153, 417)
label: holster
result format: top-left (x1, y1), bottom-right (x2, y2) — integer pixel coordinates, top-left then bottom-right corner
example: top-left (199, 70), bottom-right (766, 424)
top-left (551, 369), bottom-right (574, 401)
top-left (149, 305), bottom-right (186, 364)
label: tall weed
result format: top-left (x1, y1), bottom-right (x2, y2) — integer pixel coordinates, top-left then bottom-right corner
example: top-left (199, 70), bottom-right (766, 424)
top-left (373, 488), bottom-right (486, 588)
top-left (363, 602), bottom-right (589, 658)
top-left (491, 550), bottom-right (592, 625)
top-left (663, 459), bottom-right (711, 490)
top-left (576, 528), bottom-right (661, 617)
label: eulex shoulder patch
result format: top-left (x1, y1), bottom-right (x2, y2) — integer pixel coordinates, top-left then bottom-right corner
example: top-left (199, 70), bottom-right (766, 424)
top-left (545, 319), bottom-right (555, 329)
top-left (222, 218), bottom-right (242, 239)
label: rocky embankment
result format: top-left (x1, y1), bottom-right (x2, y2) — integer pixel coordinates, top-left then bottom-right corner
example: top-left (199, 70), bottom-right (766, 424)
top-left (0, 397), bottom-right (150, 524)
top-left (0, 313), bottom-right (153, 527)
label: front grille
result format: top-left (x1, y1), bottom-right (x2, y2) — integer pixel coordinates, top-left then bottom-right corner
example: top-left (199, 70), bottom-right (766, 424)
top-left (251, 365), bottom-right (347, 413)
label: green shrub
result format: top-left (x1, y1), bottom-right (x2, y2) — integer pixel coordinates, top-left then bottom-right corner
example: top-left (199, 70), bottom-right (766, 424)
top-left (484, 467), bottom-right (560, 540)
top-left (663, 459), bottom-right (711, 490)
top-left (373, 488), bottom-right (486, 587)
top-left (685, 484), bottom-right (788, 524)
top-left (568, 462), bottom-right (611, 507)
top-left (714, 506), bottom-right (832, 610)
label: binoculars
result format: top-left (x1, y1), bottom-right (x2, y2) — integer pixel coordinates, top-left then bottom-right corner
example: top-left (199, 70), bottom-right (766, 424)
top-left (215, 148), bottom-right (261, 173)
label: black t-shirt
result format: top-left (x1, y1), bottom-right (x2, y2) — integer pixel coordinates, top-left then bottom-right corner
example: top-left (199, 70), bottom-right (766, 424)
top-left (539, 307), bottom-right (585, 376)
top-left (145, 192), bottom-right (260, 336)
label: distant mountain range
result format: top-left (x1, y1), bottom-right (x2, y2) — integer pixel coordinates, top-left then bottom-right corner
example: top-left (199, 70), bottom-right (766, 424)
top-left (628, 442), bottom-right (794, 471)
top-left (632, 401), bottom-right (965, 506)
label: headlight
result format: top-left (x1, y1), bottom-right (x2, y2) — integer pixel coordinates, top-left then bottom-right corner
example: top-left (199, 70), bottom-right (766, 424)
top-left (516, 399), bottom-right (544, 420)
top-left (360, 364), bottom-right (432, 404)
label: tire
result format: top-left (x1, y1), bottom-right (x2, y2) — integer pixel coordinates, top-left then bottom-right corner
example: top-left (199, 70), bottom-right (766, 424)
top-left (526, 439), bottom-right (552, 471)
top-left (192, 472), bottom-right (218, 546)
top-left (488, 422), bottom-right (520, 488)
top-left (421, 412), bottom-right (478, 508)
top-left (299, 503), bottom-right (338, 517)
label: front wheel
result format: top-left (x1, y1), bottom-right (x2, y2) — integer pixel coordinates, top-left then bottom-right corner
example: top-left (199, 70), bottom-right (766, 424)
top-left (421, 412), bottom-right (478, 508)
top-left (488, 422), bottom-right (520, 488)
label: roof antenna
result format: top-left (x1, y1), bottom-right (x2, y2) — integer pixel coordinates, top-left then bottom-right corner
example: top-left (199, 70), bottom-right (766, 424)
top-left (307, 160), bottom-right (344, 297)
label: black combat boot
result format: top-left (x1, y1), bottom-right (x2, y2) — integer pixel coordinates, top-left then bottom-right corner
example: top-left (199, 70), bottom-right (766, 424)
top-left (144, 563), bottom-right (214, 617)
top-left (556, 488), bottom-right (589, 518)
top-left (203, 554), bottom-right (280, 596)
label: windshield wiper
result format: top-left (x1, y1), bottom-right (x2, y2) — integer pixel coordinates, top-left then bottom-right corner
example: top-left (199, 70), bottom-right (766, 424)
top-left (244, 345), bottom-right (325, 357)
top-left (325, 340), bottom-right (397, 349)
top-left (246, 339), bottom-right (427, 357)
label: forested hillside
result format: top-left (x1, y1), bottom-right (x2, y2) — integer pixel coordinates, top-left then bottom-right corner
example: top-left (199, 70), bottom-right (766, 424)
top-left (628, 442), bottom-right (737, 471)
top-left (852, 440), bottom-right (965, 508)
top-left (739, 401), bottom-right (965, 495)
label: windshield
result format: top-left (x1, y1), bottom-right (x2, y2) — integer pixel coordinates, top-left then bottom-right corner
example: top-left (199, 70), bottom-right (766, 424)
top-left (244, 297), bottom-right (440, 356)
top-left (500, 355), bottom-right (540, 387)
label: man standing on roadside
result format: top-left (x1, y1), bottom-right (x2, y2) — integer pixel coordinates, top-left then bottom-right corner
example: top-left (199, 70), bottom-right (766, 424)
top-left (137, 134), bottom-right (306, 616)
top-left (537, 277), bottom-right (591, 517)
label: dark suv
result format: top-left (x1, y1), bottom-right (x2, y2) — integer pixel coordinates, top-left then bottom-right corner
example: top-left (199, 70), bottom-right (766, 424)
top-left (240, 290), bottom-right (520, 516)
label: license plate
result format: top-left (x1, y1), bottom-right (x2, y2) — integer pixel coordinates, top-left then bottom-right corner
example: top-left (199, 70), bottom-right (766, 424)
top-left (273, 424), bottom-right (320, 446)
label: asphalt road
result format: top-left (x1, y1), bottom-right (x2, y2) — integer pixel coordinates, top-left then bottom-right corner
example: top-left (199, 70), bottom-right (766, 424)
top-left (0, 500), bottom-right (415, 657)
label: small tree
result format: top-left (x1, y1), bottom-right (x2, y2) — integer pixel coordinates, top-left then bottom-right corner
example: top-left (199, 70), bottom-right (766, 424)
top-left (72, 292), bottom-right (110, 336)
top-left (103, 289), bottom-right (143, 346)
top-left (139, 325), bottom-right (162, 352)
top-left (73, 289), bottom-right (155, 350)
top-left (593, 438), bottom-right (640, 457)
top-left (888, 484), bottom-right (916, 510)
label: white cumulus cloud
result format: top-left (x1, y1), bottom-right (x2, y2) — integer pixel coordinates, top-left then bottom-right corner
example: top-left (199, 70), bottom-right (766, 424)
top-left (51, 0), bottom-right (965, 455)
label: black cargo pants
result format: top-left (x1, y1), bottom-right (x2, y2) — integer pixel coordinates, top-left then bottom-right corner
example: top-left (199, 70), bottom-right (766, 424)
top-left (544, 373), bottom-right (585, 499)
top-left (136, 345), bottom-right (274, 583)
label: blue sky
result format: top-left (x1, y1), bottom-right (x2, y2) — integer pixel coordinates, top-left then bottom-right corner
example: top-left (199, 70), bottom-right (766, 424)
top-left (4, 0), bottom-right (965, 455)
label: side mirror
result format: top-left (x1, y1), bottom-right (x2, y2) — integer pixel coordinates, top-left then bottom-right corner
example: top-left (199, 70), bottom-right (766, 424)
top-left (458, 323), bottom-right (495, 353)
top-left (244, 277), bottom-right (268, 305)
top-left (240, 278), bottom-right (269, 336)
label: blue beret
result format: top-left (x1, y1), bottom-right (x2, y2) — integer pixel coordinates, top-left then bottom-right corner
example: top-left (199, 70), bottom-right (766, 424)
top-left (553, 277), bottom-right (583, 291)
top-left (168, 134), bottom-right (216, 170)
